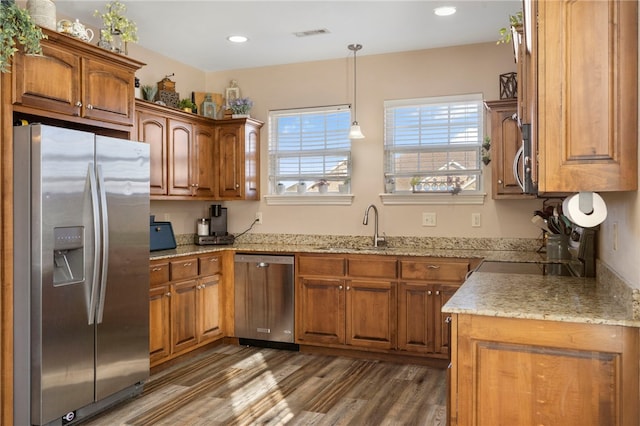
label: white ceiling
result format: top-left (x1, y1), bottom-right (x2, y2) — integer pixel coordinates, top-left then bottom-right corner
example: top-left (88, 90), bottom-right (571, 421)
top-left (54, 0), bottom-right (521, 72)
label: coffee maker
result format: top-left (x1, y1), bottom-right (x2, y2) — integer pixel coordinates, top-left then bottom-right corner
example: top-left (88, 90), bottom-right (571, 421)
top-left (195, 204), bottom-right (235, 245)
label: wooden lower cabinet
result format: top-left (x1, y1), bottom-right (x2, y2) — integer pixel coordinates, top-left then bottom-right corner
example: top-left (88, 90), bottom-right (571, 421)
top-left (346, 279), bottom-right (396, 349)
top-left (296, 254), bottom-right (466, 357)
top-left (397, 258), bottom-right (469, 358)
top-left (449, 314), bottom-right (639, 426)
top-left (398, 282), bottom-right (458, 356)
top-left (149, 254), bottom-right (224, 366)
top-left (296, 276), bottom-right (395, 350)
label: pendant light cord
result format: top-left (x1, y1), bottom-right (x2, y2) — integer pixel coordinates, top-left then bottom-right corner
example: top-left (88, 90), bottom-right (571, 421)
top-left (348, 44), bottom-right (362, 124)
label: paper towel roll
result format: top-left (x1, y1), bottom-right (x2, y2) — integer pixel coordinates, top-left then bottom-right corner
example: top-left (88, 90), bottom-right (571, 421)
top-left (562, 192), bottom-right (607, 228)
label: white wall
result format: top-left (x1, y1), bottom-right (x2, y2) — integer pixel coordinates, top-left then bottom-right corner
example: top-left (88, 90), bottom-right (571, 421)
top-left (202, 43), bottom-right (541, 239)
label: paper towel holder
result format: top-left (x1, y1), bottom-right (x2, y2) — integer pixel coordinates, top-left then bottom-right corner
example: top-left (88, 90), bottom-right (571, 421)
top-left (578, 191), bottom-right (594, 215)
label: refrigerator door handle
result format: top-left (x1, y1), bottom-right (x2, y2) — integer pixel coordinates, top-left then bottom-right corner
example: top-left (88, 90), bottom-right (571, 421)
top-left (96, 164), bottom-right (110, 324)
top-left (88, 164), bottom-right (101, 325)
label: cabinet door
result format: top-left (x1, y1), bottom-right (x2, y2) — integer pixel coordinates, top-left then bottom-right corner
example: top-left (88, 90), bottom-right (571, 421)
top-left (537, 0), bottom-right (637, 192)
top-left (137, 109), bottom-right (168, 195)
top-left (82, 57), bottom-right (134, 126)
top-left (170, 279), bottom-right (199, 353)
top-left (168, 118), bottom-right (194, 196)
top-left (216, 123), bottom-right (243, 199)
top-left (485, 99), bottom-right (532, 198)
top-left (346, 280), bottom-right (395, 350)
top-left (149, 284), bottom-right (171, 364)
top-left (193, 123), bottom-right (217, 198)
top-left (434, 284), bottom-right (458, 356)
top-left (197, 274), bottom-right (222, 342)
top-left (12, 42), bottom-right (81, 116)
top-left (296, 277), bottom-right (345, 345)
top-left (397, 282), bottom-right (434, 354)
top-left (454, 315), bottom-right (639, 426)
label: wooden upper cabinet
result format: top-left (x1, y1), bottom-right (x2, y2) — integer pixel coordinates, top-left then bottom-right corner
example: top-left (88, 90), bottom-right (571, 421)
top-left (167, 118), bottom-right (193, 196)
top-left (485, 99), bottom-right (533, 199)
top-left (536, 0), bottom-right (638, 193)
top-left (215, 118), bottom-right (263, 200)
top-left (12, 41), bottom-right (80, 116)
top-left (137, 108), bottom-right (168, 195)
top-left (82, 57), bottom-right (134, 125)
top-left (193, 123), bottom-right (217, 199)
top-left (11, 29), bottom-right (143, 129)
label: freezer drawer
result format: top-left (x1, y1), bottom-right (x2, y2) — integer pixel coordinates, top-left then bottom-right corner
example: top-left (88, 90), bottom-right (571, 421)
top-left (234, 254), bottom-right (294, 343)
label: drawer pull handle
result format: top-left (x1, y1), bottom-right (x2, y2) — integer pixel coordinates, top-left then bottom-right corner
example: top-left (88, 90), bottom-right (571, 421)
top-left (445, 316), bottom-right (452, 324)
top-left (339, 285), bottom-right (343, 290)
top-left (165, 292), bottom-right (171, 297)
top-left (428, 290), bottom-right (432, 295)
top-left (346, 286), bottom-right (350, 291)
top-left (436, 290), bottom-right (440, 295)
top-left (209, 258), bottom-right (218, 262)
top-left (152, 267), bottom-right (162, 272)
top-left (427, 265), bottom-right (440, 269)
top-left (183, 262), bottom-right (192, 267)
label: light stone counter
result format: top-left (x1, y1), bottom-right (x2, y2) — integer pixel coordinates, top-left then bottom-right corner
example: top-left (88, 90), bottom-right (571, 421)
top-left (442, 271), bottom-right (640, 328)
top-left (149, 242), bottom-right (546, 263)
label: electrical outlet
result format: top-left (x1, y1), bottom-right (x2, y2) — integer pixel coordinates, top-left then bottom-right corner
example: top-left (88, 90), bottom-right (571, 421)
top-left (422, 212), bottom-right (436, 227)
top-left (255, 212), bottom-right (263, 225)
top-left (613, 221), bottom-right (618, 251)
top-left (471, 213), bottom-right (481, 227)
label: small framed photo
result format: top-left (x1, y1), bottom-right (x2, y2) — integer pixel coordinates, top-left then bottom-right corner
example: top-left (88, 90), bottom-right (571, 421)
top-left (202, 101), bottom-right (217, 119)
top-left (225, 87), bottom-right (240, 108)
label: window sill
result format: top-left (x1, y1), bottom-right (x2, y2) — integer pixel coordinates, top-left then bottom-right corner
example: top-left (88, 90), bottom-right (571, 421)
top-left (380, 192), bottom-right (486, 205)
top-left (265, 194), bottom-right (354, 206)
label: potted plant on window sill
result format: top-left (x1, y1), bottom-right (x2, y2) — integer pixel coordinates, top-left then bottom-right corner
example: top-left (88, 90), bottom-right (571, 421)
top-left (0, 0), bottom-right (46, 73)
top-left (311, 179), bottom-right (329, 194)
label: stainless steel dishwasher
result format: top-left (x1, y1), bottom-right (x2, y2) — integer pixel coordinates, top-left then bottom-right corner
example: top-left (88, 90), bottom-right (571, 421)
top-left (234, 254), bottom-right (295, 345)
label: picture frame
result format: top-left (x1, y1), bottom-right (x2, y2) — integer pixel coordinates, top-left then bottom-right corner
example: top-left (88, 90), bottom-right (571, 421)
top-left (225, 87), bottom-right (240, 108)
top-left (202, 101), bottom-right (217, 119)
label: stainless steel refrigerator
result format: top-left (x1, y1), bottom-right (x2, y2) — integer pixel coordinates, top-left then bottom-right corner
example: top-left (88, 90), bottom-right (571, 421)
top-left (13, 124), bottom-right (150, 425)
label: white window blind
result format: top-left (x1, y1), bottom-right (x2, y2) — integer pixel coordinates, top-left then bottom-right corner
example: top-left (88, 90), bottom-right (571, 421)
top-left (268, 105), bottom-right (351, 194)
top-left (384, 93), bottom-right (484, 194)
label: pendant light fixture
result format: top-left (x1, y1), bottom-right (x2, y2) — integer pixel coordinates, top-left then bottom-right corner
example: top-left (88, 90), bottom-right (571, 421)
top-left (348, 43), bottom-right (365, 139)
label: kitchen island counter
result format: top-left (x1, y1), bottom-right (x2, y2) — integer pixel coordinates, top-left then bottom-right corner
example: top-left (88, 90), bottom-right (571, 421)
top-left (443, 271), bottom-right (640, 328)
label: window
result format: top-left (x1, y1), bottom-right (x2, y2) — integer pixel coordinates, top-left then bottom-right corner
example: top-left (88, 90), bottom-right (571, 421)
top-left (268, 105), bottom-right (351, 195)
top-left (384, 93), bottom-right (484, 195)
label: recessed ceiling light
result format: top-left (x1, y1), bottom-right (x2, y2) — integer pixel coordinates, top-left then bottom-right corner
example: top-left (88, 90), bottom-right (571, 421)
top-left (434, 6), bottom-right (456, 16)
top-left (227, 35), bottom-right (248, 43)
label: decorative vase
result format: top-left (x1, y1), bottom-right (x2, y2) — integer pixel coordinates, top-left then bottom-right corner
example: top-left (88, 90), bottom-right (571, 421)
top-left (297, 182), bottom-right (306, 194)
top-left (318, 185), bottom-right (328, 194)
top-left (27, 0), bottom-right (56, 30)
top-left (276, 183), bottom-right (285, 194)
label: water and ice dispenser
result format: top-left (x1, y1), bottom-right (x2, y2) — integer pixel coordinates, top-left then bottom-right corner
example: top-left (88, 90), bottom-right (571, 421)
top-left (53, 226), bottom-right (84, 285)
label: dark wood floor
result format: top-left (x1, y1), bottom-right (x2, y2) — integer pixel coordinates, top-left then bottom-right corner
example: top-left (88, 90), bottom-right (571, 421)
top-left (80, 344), bottom-right (447, 425)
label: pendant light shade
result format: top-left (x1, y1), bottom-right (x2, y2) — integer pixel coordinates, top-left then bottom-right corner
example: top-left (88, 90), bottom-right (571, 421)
top-left (348, 43), bottom-right (365, 140)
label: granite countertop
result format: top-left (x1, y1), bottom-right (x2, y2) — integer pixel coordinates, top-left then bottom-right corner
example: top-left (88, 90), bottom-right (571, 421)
top-left (149, 242), bottom-right (547, 263)
top-left (442, 271), bottom-right (640, 328)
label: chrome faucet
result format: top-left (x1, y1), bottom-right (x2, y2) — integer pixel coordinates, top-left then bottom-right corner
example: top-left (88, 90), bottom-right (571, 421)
top-left (363, 204), bottom-right (386, 247)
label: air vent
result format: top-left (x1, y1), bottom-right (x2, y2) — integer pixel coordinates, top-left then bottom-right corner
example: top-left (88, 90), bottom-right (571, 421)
top-left (293, 28), bottom-right (331, 37)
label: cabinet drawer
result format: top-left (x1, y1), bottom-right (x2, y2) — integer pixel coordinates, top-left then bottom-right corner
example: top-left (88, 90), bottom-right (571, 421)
top-left (170, 258), bottom-right (198, 281)
top-left (199, 254), bottom-right (221, 276)
top-left (298, 255), bottom-right (346, 276)
top-left (400, 259), bottom-right (469, 282)
top-left (149, 262), bottom-right (169, 286)
top-left (348, 257), bottom-right (397, 279)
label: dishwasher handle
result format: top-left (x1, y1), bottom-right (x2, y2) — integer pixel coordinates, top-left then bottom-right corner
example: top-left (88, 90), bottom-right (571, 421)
top-left (257, 262), bottom-right (269, 268)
